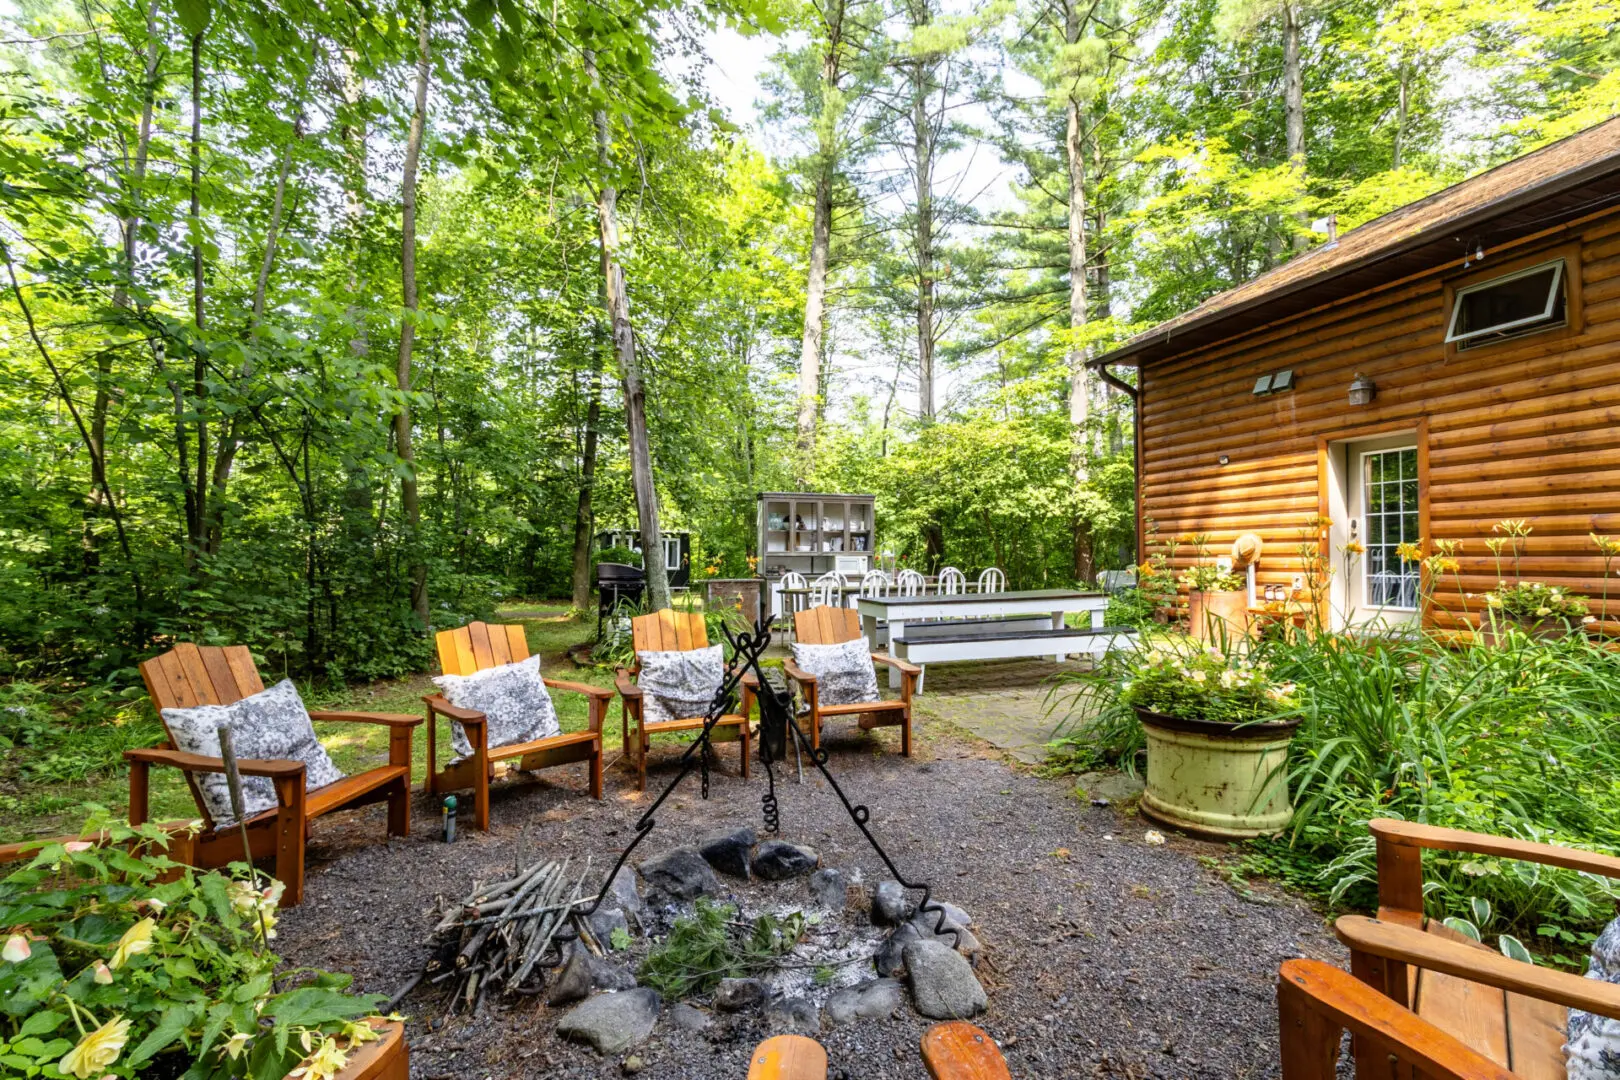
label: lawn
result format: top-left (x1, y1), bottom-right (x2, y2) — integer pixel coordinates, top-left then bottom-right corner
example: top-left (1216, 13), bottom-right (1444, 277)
top-left (0, 608), bottom-right (617, 845)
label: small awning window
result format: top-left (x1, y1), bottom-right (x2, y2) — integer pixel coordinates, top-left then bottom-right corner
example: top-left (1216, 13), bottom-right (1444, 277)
top-left (1445, 260), bottom-right (1567, 349)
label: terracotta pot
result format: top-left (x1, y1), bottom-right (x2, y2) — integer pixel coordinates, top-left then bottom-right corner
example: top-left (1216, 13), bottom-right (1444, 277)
top-left (1187, 589), bottom-right (1249, 645)
top-left (1135, 707), bottom-right (1299, 840)
top-left (284, 1019), bottom-right (407, 1080)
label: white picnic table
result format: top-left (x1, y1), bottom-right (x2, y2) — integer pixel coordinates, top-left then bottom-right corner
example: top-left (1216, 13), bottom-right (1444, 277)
top-left (856, 588), bottom-right (1110, 689)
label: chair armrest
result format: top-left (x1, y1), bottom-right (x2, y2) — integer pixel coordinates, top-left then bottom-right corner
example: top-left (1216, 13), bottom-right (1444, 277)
top-left (543, 678), bottom-right (616, 701)
top-left (423, 694), bottom-right (485, 724)
top-left (782, 659), bottom-right (817, 685)
top-left (1278, 959), bottom-right (1518, 1080)
top-left (871, 652), bottom-right (922, 676)
top-left (123, 746), bottom-right (305, 780)
top-left (308, 711), bottom-right (422, 728)
top-left (1337, 915), bottom-right (1620, 1021)
top-left (739, 671), bottom-right (761, 689)
top-left (614, 671), bottom-right (643, 700)
top-left (1369, 818), bottom-right (1620, 880)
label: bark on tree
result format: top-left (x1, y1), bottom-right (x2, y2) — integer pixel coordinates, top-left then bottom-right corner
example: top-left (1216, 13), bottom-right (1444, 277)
top-left (1282, 0), bottom-right (1308, 251)
top-left (1064, 0), bottom-right (1096, 583)
top-left (396, 3), bottom-right (431, 628)
top-left (911, 37), bottom-right (936, 424)
top-left (570, 338), bottom-right (604, 611)
top-left (587, 50), bottom-right (671, 611)
top-left (338, 50), bottom-right (375, 536)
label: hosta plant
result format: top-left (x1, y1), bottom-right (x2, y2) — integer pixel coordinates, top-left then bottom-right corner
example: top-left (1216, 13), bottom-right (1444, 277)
top-left (0, 810), bottom-right (388, 1080)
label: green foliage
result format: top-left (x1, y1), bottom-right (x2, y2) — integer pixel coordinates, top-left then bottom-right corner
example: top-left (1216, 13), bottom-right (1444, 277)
top-left (637, 899), bottom-right (806, 1000)
top-left (0, 810), bottom-right (385, 1078)
top-left (1483, 581), bottom-right (1590, 624)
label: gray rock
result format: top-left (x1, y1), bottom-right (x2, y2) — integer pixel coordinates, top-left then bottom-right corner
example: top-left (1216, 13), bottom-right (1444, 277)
top-left (639, 847), bottom-right (721, 901)
top-left (763, 995), bottom-right (820, 1034)
top-left (903, 940), bottom-right (987, 1020)
top-left (808, 868), bottom-right (847, 910)
top-left (610, 866), bottom-right (646, 918)
top-left (751, 840), bottom-right (819, 881)
top-left (1076, 770), bottom-right (1145, 804)
top-left (698, 826), bottom-right (757, 880)
top-left (556, 987), bottom-right (662, 1054)
top-left (548, 944), bottom-right (637, 1006)
top-left (875, 923), bottom-right (921, 978)
top-left (825, 978), bottom-right (904, 1025)
top-left (714, 977), bottom-right (767, 1013)
top-left (871, 880), bottom-right (911, 926)
top-left (909, 906), bottom-right (981, 956)
top-left (589, 906), bottom-right (631, 948)
top-left (666, 1002), bottom-right (711, 1032)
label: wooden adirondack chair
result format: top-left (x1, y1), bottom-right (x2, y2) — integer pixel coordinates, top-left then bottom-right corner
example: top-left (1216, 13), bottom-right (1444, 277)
top-left (1278, 818), bottom-right (1620, 1079)
top-left (788, 606), bottom-right (919, 756)
top-left (922, 1023), bottom-right (1013, 1079)
top-left (746, 1035), bottom-right (827, 1080)
top-left (131, 643), bottom-right (421, 906)
top-left (615, 609), bottom-right (753, 792)
top-left (425, 622), bottom-right (613, 830)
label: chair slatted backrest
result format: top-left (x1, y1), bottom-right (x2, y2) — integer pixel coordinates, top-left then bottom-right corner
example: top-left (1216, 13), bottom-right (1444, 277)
top-left (859, 570), bottom-right (890, 597)
top-left (139, 643), bottom-right (269, 827)
top-left (938, 566), bottom-right (966, 595)
top-left (794, 605), bottom-right (862, 646)
top-left (436, 621), bottom-right (532, 676)
top-left (978, 567), bottom-right (1006, 594)
top-left (896, 569), bottom-right (925, 596)
top-left (630, 609), bottom-right (710, 656)
top-left (780, 571), bottom-right (808, 591)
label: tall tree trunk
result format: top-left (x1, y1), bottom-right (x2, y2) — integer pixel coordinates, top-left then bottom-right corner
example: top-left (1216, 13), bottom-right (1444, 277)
top-left (795, 161), bottom-right (833, 485)
top-left (181, 31), bottom-right (208, 565)
top-left (913, 69), bottom-right (936, 424)
top-left (1064, 0), bottom-right (1096, 583)
top-left (338, 50), bottom-right (375, 538)
top-left (588, 51), bottom-right (670, 610)
top-left (1282, 0), bottom-right (1308, 251)
top-left (396, 3), bottom-right (431, 628)
top-left (1392, 66), bottom-right (1408, 168)
top-left (570, 336), bottom-right (604, 611)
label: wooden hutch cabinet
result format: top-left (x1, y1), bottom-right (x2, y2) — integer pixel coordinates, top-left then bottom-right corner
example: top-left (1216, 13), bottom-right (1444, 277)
top-left (756, 492), bottom-right (875, 617)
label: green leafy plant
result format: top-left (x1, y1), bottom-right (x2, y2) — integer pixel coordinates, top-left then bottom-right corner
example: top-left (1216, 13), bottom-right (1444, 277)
top-left (1483, 581), bottom-right (1590, 625)
top-left (1118, 642), bottom-right (1298, 725)
top-left (0, 810), bottom-right (388, 1079)
top-left (1177, 565), bottom-right (1245, 592)
top-left (638, 899), bottom-right (806, 1000)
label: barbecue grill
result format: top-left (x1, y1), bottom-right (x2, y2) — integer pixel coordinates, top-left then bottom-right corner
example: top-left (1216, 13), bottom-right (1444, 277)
top-left (596, 561), bottom-right (646, 640)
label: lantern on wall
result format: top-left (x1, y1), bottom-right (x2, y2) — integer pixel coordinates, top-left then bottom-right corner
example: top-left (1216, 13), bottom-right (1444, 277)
top-left (1348, 373), bottom-right (1376, 406)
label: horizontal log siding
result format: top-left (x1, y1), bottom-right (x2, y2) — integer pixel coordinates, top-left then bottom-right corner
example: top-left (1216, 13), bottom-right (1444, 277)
top-left (1138, 211), bottom-right (1620, 628)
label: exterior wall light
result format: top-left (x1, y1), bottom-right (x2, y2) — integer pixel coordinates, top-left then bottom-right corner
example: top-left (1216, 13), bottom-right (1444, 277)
top-left (1348, 373), bottom-right (1376, 406)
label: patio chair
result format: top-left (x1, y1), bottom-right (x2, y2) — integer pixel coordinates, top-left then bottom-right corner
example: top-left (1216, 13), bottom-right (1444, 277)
top-left (922, 1023), bottom-right (1012, 1079)
top-left (810, 571), bottom-right (842, 609)
top-left (424, 622), bottom-right (614, 830)
top-left (779, 571), bottom-right (809, 638)
top-left (897, 568), bottom-right (926, 596)
top-left (746, 1034), bottom-right (826, 1079)
top-left (977, 567), bottom-right (1007, 594)
top-left (937, 566), bottom-right (967, 595)
top-left (859, 569), bottom-right (891, 597)
top-left (1277, 818), bottom-right (1620, 1079)
top-left (788, 605), bottom-right (918, 755)
top-left (616, 609), bottom-right (754, 791)
top-left (131, 643), bottom-right (421, 906)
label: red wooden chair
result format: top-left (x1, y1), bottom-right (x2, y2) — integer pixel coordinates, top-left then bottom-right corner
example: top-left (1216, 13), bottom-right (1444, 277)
top-left (132, 643), bottom-right (419, 906)
top-left (424, 621), bottom-right (613, 830)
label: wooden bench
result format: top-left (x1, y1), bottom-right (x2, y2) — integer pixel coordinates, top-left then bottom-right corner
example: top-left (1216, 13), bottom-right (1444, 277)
top-left (894, 626), bottom-right (1138, 691)
top-left (1278, 818), bottom-right (1620, 1079)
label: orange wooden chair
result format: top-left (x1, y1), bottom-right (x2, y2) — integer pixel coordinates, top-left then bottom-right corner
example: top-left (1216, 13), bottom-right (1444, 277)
top-left (1278, 818), bottom-right (1620, 1079)
top-left (746, 1035), bottom-right (826, 1079)
top-left (615, 609), bottom-right (753, 792)
top-left (922, 1023), bottom-right (1012, 1079)
top-left (788, 606), bottom-right (920, 756)
top-left (132, 643), bottom-right (420, 906)
top-left (424, 622), bottom-right (614, 830)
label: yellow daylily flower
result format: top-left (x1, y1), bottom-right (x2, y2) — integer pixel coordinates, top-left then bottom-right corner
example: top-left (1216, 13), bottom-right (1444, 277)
top-left (109, 918), bottom-right (155, 969)
top-left (58, 1015), bottom-right (131, 1079)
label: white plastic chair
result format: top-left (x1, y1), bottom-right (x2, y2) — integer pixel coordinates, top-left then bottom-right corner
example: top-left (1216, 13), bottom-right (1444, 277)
top-left (977, 567), bottom-right (1007, 594)
top-left (897, 568), bottom-right (926, 596)
top-left (779, 571), bottom-right (808, 639)
top-left (811, 572), bottom-right (841, 609)
top-left (937, 567), bottom-right (967, 595)
top-left (859, 570), bottom-right (891, 597)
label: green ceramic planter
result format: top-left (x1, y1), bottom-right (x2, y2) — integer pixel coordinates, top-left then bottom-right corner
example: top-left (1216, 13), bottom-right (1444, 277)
top-left (1136, 707), bottom-right (1299, 840)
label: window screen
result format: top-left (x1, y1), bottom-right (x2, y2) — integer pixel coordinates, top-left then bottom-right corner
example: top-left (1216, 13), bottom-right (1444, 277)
top-left (1446, 260), bottom-right (1566, 349)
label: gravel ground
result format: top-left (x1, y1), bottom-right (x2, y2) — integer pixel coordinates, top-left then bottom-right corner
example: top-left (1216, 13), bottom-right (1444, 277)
top-left (275, 727), bottom-right (1344, 1079)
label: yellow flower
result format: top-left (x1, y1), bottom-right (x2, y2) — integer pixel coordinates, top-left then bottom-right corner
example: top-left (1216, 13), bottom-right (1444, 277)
top-left (109, 918), bottom-right (155, 969)
top-left (1343, 540), bottom-right (1365, 555)
top-left (1592, 534), bottom-right (1620, 556)
top-left (58, 1015), bottom-right (131, 1079)
top-left (1436, 557), bottom-right (1461, 574)
top-left (218, 1031), bottom-right (252, 1061)
top-left (1395, 541), bottom-right (1422, 563)
top-left (1535, 606), bottom-right (1552, 617)
top-left (291, 1036), bottom-right (350, 1080)
top-left (341, 1020), bottom-right (381, 1046)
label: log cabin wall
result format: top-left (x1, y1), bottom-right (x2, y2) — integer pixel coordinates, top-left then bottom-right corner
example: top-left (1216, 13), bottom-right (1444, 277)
top-left (1136, 205), bottom-right (1620, 631)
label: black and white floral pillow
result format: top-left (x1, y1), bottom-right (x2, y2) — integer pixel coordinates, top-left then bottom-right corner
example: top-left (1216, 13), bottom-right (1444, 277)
top-left (432, 654), bottom-right (560, 759)
top-left (638, 644), bottom-right (725, 726)
top-left (162, 679), bottom-right (345, 827)
top-left (1567, 917), bottom-right (1620, 1078)
top-left (791, 637), bottom-right (879, 707)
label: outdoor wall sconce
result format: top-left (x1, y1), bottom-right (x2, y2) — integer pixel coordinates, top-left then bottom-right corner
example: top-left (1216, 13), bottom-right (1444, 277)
top-left (1348, 373), bottom-right (1376, 406)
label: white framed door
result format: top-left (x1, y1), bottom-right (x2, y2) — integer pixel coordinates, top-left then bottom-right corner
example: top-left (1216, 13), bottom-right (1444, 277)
top-left (1325, 433), bottom-right (1421, 629)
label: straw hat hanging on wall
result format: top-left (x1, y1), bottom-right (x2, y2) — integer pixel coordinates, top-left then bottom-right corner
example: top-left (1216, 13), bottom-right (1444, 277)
top-left (1231, 533), bottom-right (1264, 569)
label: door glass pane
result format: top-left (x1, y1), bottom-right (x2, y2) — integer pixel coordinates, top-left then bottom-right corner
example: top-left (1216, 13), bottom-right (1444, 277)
top-left (1362, 448), bottom-right (1420, 609)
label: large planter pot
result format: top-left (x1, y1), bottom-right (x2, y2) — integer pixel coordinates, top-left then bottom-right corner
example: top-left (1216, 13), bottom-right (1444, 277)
top-left (1136, 707), bottom-right (1300, 840)
top-left (283, 1019), bottom-right (408, 1080)
top-left (1187, 589), bottom-right (1249, 644)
